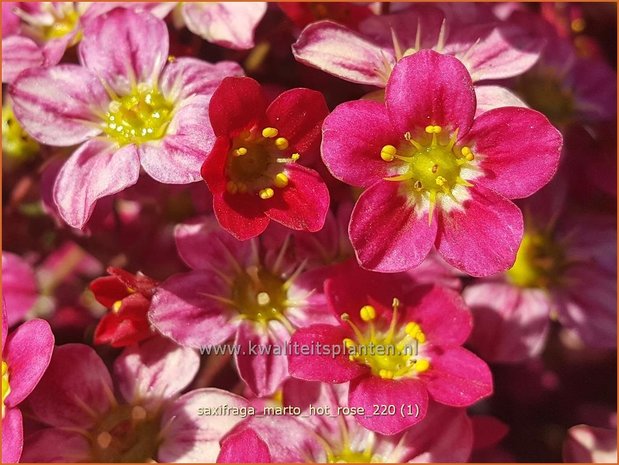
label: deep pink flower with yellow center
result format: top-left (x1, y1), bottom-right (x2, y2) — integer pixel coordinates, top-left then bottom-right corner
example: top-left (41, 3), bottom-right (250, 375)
top-left (322, 50), bottom-right (562, 276)
top-left (9, 7), bottom-right (243, 229)
top-left (201, 76), bottom-right (330, 240)
top-left (287, 262), bottom-right (492, 435)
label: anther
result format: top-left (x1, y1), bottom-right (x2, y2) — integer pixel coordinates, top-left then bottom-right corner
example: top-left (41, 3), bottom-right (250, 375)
top-left (275, 137), bottom-right (289, 150)
top-left (256, 292), bottom-right (271, 306)
top-left (414, 359), bottom-right (430, 373)
top-left (461, 146), bottom-right (474, 161)
top-left (379, 369), bottom-right (394, 379)
top-left (413, 180), bottom-right (423, 191)
top-left (131, 405), bottom-right (147, 421)
top-left (274, 172), bottom-right (289, 188)
top-left (262, 127), bottom-right (279, 138)
top-left (359, 305), bottom-right (376, 322)
top-left (424, 125), bottom-right (442, 134)
top-left (431, 164), bottom-right (438, 173)
top-left (259, 188), bottom-right (274, 200)
top-left (435, 176), bottom-right (447, 186)
top-left (97, 432), bottom-right (113, 449)
top-left (112, 301), bottom-right (122, 313)
top-left (291, 153), bottom-right (300, 161)
top-left (234, 147), bottom-right (248, 156)
top-left (380, 145), bottom-right (397, 162)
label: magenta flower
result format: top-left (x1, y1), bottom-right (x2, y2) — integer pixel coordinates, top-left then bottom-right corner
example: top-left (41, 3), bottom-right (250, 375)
top-left (293, 5), bottom-right (540, 111)
top-left (2, 304), bottom-right (54, 463)
top-left (179, 2), bottom-right (267, 50)
top-left (2, 251), bottom-right (38, 326)
top-left (201, 77), bottom-right (330, 240)
top-left (322, 50), bottom-right (562, 276)
top-left (219, 380), bottom-right (474, 461)
top-left (9, 7), bottom-right (243, 229)
top-left (22, 337), bottom-right (249, 462)
top-left (464, 186), bottom-right (617, 360)
top-left (287, 262), bottom-right (492, 435)
top-left (149, 216), bottom-right (335, 396)
top-left (1, 2), bottom-right (175, 83)
top-left (563, 424), bottom-right (617, 463)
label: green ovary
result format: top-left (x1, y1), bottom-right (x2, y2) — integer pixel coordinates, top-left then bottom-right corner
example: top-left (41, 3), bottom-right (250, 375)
top-left (103, 86), bottom-right (173, 146)
top-left (231, 267), bottom-right (289, 326)
top-left (507, 231), bottom-right (566, 288)
top-left (328, 446), bottom-right (374, 463)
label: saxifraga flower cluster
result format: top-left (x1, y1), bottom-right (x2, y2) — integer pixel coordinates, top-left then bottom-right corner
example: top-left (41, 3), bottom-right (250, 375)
top-left (1, 2), bottom-right (617, 463)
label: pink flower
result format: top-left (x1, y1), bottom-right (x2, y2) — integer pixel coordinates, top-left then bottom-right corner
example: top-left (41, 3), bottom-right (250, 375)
top-left (464, 184), bottom-right (616, 360)
top-left (2, 251), bottom-right (38, 326)
top-left (149, 216), bottom-right (336, 396)
top-left (179, 2), bottom-right (267, 50)
top-left (9, 7), bottom-right (243, 229)
top-left (1, 2), bottom-right (175, 83)
top-left (292, 5), bottom-right (540, 111)
top-left (22, 337), bottom-right (249, 462)
top-left (287, 262), bottom-right (492, 435)
top-left (2, 304), bottom-right (54, 463)
top-left (563, 425), bottom-right (617, 463)
top-left (219, 380), bottom-right (474, 461)
top-left (322, 50), bottom-right (562, 276)
top-left (201, 77), bottom-right (330, 240)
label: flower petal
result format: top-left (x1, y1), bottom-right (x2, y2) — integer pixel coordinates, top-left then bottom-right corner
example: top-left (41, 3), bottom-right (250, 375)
top-left (139, 95), bottom-right (214, 184)
top-left (465, 107), bottom-right (562, 199)
top-left (4, 319), bottom-right (54, 407)
top-left (405, 285), bottom-right (472, 347)
top-left (21, 428), bottom-right (91, 462)
top-left (158, 389), bottom-right (249, 462)
top-left (474, 85), bottom-right (527, 117)
top-left (288, 324), bottom-right (368, 383)
top-left (182, 2), bottom-right (267, 50)
top-left (27, 344), bottom-right (114, 428)
top-left (53, 140), bottom-right (141, 229)
top-left (79, 8), bottom-right (169, 94)
top-left (348, 376), bottom-right (429, 434)
top-left (464, 282), bottom-right (551, 363)
top-left (1, 36), bottom-right (44, 83)
top-left (1, 251), bottom-right (38, 326)
top-left (234, 322), bottom-right (290, 397)
top-left (114, 336), bottom-right (200, 405)
top-left (350, 181), bottom-right (437, 272)
top-left (149, 270), bottom-right (238, 348)
top-left (1, 408), bottom-right (23, 463)
top-left (218, 427), bottom-right (272, 463)
top-left (266, 88), bottom-right (329, 163)
top-left (9, 64), bottom-right (108, 146)
top-left (426, 347), bottom-right (493, 407)
top-left (292, 20), bottom-right (393, 87)
top-left (159, 57), bottom-right (243, 103)
top-left (436, 186), bottom-right (523, 277)
top-left (322, 99), bottom-right (402, 187)
top-left (386, 50), bottom-right (476, 136)
top-left (264, 164), bottom-right (330, 233)
top-left (212, 192), bottom-right (271, 241)
top-left (208, 76), bottom-right (266, 137)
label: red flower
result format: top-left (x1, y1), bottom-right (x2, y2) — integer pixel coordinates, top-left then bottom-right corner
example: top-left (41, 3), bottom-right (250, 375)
top-left (201, 77), bottom-right (330, 240)
top-left (89, 267), bottom-right (158, 348)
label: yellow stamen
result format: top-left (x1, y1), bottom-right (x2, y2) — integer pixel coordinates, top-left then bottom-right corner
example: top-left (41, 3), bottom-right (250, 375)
top-left (414, 359), bottom-right (430, 373)
top-left (380, 144), bottom-right (397, 162)
top-left (112, 300), bottom-right (122, 313)
top-left (379, 369), bottom-right (394, 379)
top-left (275, 137), bottom-right (289, 150)
top-left (291, 153), bottom-right (300, 161)
top-left (359, 305), bottom-right (376, 322)
top-left (262, 127), bottom-right (279, 138)
top-left (461, 146), bottom-right (474, 161)
top-left (256, 292), bottom-right (271, 306)
top-left (435, 175), bottom-right (447, 186)
top-left (259, 188), bottom-right (274, 199)
top-left (234, 147), bottom-right (248, 156)
top-left (274, 172), bottom-right (289, 188)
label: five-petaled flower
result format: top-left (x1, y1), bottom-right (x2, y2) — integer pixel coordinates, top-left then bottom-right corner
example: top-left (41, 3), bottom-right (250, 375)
top-left (322, 50), bottom-right (562, 276)
top-left (287, 261), bottom-right (492, 435)
top-left (201, 76), bottom-right (331, 240)
top-left (9, 7), bottom-right (243, 229)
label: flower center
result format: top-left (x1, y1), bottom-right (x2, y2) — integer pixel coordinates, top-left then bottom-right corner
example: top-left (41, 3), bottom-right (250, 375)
top-left (517, 70), bottom-right (574, 125)
top-left (2, 103), bottom-right (39, 160)
top-left (380, 125), bottom-right (476, 221)
top-left (327, 446), bottom-right (374, 463)
top-left (231, 266), bottom-right (290, 326)
top-left (103, 85), bottom-right (173, 146)
top-left (226, 126), bottom-right (300, 200)
top-left (15, 3), bottom-right (81, 44)
top-left (2, 361), bottom-right (10, 419)
top-left (341, 299), bottom-right (430, 380)
top-left (90, 404), bottom-right (161, 462)
top-left (507, 231), bottom-right (567, 288)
